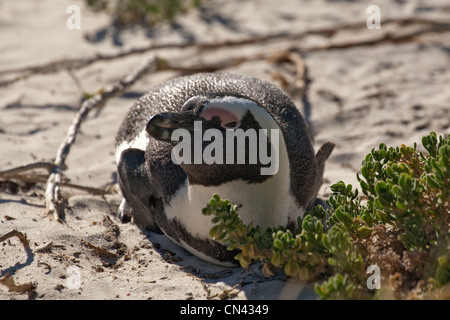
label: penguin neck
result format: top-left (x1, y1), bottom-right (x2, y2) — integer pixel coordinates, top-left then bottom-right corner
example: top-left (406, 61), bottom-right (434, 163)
top-left (181, 164), bottom-right (271, 186)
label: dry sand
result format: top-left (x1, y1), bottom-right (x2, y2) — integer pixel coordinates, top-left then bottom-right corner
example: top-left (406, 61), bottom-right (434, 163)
top-left (0, 0), bottom-right (449, 300)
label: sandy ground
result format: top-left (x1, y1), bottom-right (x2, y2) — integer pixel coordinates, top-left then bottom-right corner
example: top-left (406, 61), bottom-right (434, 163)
top-left (0, 0), bottom-right (449, 300)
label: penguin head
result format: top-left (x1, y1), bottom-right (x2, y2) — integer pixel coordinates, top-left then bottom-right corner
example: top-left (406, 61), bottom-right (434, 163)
top-left (146, 94), bottom-right (280, 186)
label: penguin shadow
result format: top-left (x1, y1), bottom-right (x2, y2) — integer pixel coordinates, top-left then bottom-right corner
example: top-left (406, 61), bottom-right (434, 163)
top-left (139, 229), bottom-right (249, 288)
top-left (138, 206), bottom-right (325, 300)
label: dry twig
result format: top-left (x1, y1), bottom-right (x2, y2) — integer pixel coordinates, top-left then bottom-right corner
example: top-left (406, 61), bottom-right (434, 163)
top-left (1, 17), bottom-right (448, 87)
top-left (0, 166), bottom-right (112, 196)
top-left (35, 241), bottom-right (54, 253)
top-left (0, 229), bottom-right (30, 249)
top-left (0, 162), bottom-right (56, 178)
top-left (82, 241), bottom-right (118, 260)
top-left (45, 55), bottom-right (159, 222)
top-left (12, 173), bottom-right (109, 194)
top-left (37, 261), bottom-right (52, 273)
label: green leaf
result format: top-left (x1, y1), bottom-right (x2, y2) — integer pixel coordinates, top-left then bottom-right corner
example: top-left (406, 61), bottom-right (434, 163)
top-left (235, 252), bottom-right (252, 268)
top-left (284, 260), bottom-right (297, 276)
top-left (322, 235), bottom-right (331, 250)
top-left (426, 175), bottom-right (441, 189)
top-left (357, 226), bottom-right (373, 237)
top-left (209, 225), bottom-right (220, 238)
top-left (375, 181), bottom-right (388, 195)
top-left (395, 200), bottom-right (407, 210)
top-left (438, 256), bottom-right (448, 267)
top-left (271, 251), bottom-right (284, 266)
top-left (328, 257), bottom-right (337, 266)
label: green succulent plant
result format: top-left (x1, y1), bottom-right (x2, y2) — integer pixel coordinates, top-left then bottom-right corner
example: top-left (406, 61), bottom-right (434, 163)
top-left (85, 0), bottom-right (201, 26)
top-left (202, 132), bottom-right (450, 299)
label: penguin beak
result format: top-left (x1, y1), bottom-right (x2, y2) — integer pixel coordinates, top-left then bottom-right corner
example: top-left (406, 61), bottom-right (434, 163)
top-left (146, 112), bottom-right (196, 143)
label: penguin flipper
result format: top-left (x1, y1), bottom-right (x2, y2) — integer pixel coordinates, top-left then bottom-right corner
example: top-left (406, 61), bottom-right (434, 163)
top-left (117, 148), bottom-right (162, 232)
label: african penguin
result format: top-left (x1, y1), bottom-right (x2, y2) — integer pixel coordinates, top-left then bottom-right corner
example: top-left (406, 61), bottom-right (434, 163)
top-left (115, 72), bottom-right (334, 266)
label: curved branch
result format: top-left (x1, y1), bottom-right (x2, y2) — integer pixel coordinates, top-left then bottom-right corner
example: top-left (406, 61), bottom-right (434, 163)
top-left (45, 55), bottom-right (159, 222)
top-left (1, 16), bottom-right (448, 87)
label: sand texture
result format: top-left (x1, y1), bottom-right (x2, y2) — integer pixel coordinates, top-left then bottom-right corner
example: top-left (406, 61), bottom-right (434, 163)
top-left (1, 0), bottom-right (449, 300)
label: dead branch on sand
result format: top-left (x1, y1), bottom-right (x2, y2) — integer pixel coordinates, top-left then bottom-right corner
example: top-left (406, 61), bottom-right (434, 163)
top-left (0, 229), bottom-right (30, 249)
top-left (0, 164), bottom-right (112, 196)
top-left (82, 241), bottom-right (119, 260)
top-left (1, 16), bottom-right (448, 87)
top-left (0, 162), bottom-right (56, 177)
top-left (45, 55), bottom-right (159, 222)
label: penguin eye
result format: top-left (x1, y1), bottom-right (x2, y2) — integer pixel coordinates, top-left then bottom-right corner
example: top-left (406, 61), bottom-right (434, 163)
top-left (222, 121), bottom-right (239, 129)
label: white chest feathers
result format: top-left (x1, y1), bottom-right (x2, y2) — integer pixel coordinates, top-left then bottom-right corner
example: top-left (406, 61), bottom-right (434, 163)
top-left (164, 176), bottom-right (303, 242)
